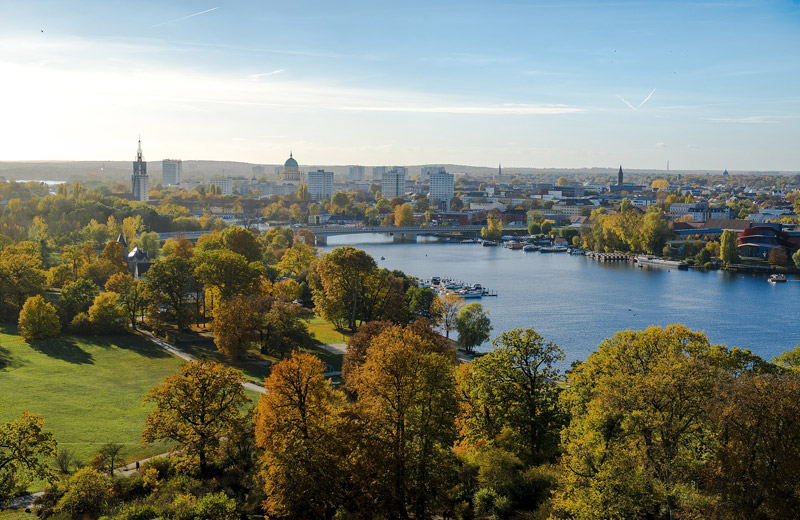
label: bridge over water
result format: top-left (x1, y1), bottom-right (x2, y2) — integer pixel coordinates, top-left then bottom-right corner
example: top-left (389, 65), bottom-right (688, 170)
top-left (157, 224), bottom-right (528, 245)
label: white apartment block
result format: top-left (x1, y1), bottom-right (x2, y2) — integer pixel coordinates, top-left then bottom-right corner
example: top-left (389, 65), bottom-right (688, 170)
top-left (372, 166), bottom-right (387, 182)
top-left (210, 177), bottom-right (233, 195)
top-left (349, 165), bottom-right (365, 181)
top-left (421, 166), bottom-right (446, 182)
top-left (307, 169), bottom-right (334, 201)
top-left (162, 159), bottom-right (182, 186)
top-left (382, 168), bottom-right (407, 198)
top-left (429, 170), bottom-right (454, 211)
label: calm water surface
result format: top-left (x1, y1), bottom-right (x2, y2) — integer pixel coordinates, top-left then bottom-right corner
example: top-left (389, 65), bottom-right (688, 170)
top-left (321, 234), bottom-right (800, 365)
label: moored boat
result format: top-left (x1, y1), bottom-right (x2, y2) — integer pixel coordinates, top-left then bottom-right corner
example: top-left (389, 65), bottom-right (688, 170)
top-left (768, 273), bottom-right (787, 283)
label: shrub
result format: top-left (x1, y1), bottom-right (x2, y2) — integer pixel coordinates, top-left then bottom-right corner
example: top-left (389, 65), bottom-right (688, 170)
top-left (88, 292), bottom-right (128, 333)
top-left (18, 295), bottom-right (60, 341)
top-left (69, 312), bottom-right (94, 335)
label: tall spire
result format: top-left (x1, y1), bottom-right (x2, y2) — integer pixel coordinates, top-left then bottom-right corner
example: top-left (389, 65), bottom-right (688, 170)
top-left (618, 165), bottom-right (623, 186)
top-left (136, 137), bottom-right (143, 162)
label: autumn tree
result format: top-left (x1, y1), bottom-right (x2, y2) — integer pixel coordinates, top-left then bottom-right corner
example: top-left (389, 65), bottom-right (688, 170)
top-left (768, 246), bottom-right (788, 265)
top-left (0, 243), bottom-right (46, 319)
top-left (277, 242), bottom-right (316, 277)
top-left (162, 237), bottom-right (194, 259)
top-left (88, 292), bottom-right (128, 333)
top-left (720, 229), bottom-right (739, 264)
top-left (455, 302), bottom-right (492, 353)
top-left (259, 302), bottom-right (315, 358)
top-left (143, 361), bottom-right (248, 475)
top-left (394, 203), bottom-right (415, 226)
top-left (434, 291), bottom-right (464, 338)
top-left (350, 326), bottom-right (459, 518)
top-left (105, 272), bottom-right (146, 329)
top-left (18, 295), bottom-right (60, 341)
top-left (255, 352), bottom-right (346, 518)
top-left (53, 467), bottom-right (113, 519)
top-left (211, 294), bottom-right (266, 358)
top-left (481, 211), bottom-right (503, 240)
top-left (0, 411), bottom-right (58, 503)
top-left (704, 372), bottom-right (800, 519)
top-left (342, 320), bottom-right (393, 388)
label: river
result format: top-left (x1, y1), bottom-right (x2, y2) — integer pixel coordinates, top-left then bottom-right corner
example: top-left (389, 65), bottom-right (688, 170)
top-left (320, 234), bottom-right (799, 365)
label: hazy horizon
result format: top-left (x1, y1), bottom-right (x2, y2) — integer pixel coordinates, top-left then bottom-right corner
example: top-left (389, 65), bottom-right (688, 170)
top-left (2, 1), bottom-right (799, 170)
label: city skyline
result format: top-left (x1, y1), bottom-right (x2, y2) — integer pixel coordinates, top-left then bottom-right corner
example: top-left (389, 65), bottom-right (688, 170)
top-left (1, 1), bottom-right (799, 170)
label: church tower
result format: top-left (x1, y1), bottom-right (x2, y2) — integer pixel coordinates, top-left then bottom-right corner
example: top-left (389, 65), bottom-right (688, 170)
top-left (132, 139), bottom-right (150, 202)
top-left (618, 165), bottom-right (624, 186)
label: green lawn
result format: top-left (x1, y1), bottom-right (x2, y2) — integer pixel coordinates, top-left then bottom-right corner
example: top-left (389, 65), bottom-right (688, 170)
top-left (0, 325), bottom-right (184, 469)
top-left (307, 317), bottom-right (352, 345)
top-left (0, 510), bottom-right (35, 519)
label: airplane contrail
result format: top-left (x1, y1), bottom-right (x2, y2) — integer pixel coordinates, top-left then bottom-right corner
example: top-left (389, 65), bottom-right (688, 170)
top-left (617, 88), bottom-right (656, 111)
top-left (152, 7), bottom-right (219, 28)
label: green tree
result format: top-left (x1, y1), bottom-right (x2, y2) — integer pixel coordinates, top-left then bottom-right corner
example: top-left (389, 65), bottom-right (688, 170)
top-left (105, 272), bottom-right (146, 329)
top-left (527, 221), bottom-right (541, 235)
top-left (454, 302), bottom-right (492, 353)
top-left (58, 278), bottom-right (99, 325)
top-left (220, 225), bottom-right (262, 262)
top-left (143, 360), bottom-right (248, 475)
top-left (793, 249), bottom-right (800, 270)
top-left (54, 467), bottom-right (112, 519)
top-left (137, 231), bottom-right (161, 259)
top-left (144, 256), bottom-right (194, 329)
top-left (0, 411), bottom-right (58, 502)
top-left (394, 203), bottom-right (415, 226)
top-left (311, 247), bottom-right (378, 331)
top-left (259, 302), bottom-right (315, 358)
top-left (193, 249), bottom-right (264, 302)
top-left (457, 328), bottom-right (564, 464)
top-left (720, 229), bottom-right (739, 264)
top-left (553, 325), bottom-right (730, 519)
top-left (192, 492), bottom-right (239, 520)
top-left (406, 285), bottom-right (441, 322)
top-left (18, 295), bottom-right (60, 341)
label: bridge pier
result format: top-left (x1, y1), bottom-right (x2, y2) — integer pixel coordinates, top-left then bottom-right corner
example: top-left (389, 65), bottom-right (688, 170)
top-left (315, 235), bottom-right (328, 246)
top-left (392, 233), bottom-right (417, 243)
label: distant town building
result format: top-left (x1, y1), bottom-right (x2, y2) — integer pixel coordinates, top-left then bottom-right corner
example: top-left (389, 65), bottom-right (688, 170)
top-left (162, 159), bottom-right (182, 186)
top-left (421, 166), bottom-right (446, 182)
top-left (210, 177), bottom-right (233, 195)
top-left (252, 165), bottom-right (266, 176)
top-left (669, 203), bottom-right (731, 223)
top-left (131, 139), bottom-right (149, 202)
top-left (372, 166), bottom-right (387, 182)
top-left (349, 165), bottom-right (365, 181)
top-left (307, 169), bottom-right (334, 201)
top-left (429, 170), bottom-right (454, 211)
top-left (279, 153), bottom-right (303, 182)
top-left (382, 167), bottom-right (407, 198)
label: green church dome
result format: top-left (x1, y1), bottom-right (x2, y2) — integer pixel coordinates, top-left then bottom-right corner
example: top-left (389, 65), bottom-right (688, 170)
top-left (284, 153), bottom-right (298, 168)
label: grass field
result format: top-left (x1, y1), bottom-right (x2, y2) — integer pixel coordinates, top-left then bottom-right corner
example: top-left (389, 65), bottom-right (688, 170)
top-left (307, 316), bottom-right (352, 345)
top-left (0, 510), bottom-right (35, 519)
top-left (0, 325), bottom-right (183, 469)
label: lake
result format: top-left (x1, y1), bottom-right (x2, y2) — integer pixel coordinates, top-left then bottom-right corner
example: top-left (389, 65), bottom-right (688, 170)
top-left (321, 234), bottom-right (800, 365)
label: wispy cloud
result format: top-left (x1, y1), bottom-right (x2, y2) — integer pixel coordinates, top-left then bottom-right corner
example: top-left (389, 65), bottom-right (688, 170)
top-left (151, 7), bottom-right (219, 29)
top-left (704, 116), bottom-right (778, 123)
top-left (250, 69), bottom-right (286, 79)
top-left (617, 88), bottom-right (656, 111)
top-left (336, 104), bottom-right (583, 115)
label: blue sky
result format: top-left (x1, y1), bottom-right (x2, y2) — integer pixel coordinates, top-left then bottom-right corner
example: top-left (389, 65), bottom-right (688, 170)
top-left (1, 0), bottom-right (799, 170)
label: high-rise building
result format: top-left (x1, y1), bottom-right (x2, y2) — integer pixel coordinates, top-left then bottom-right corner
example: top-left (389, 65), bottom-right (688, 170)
top-left (131, 139), bottom-right (149, 202)
top-left (210, 177), bottom-right (233, 195)
top-left (421, 166), bottom-right (446, 182)
top-left (429, 170), bottom-right (454, 211)
top-left (252, 165), bottom-right (266, 176)
top-left (372, 166), bottom-right (387, 182)
top-left (162, 159), bottom-right (182, 186)
top-left (307, 169), bottom-right (334, 201)
top-left (349, 165), bottom-right (365, 181)
top-left (382, 167), bottom-right (407, 198)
